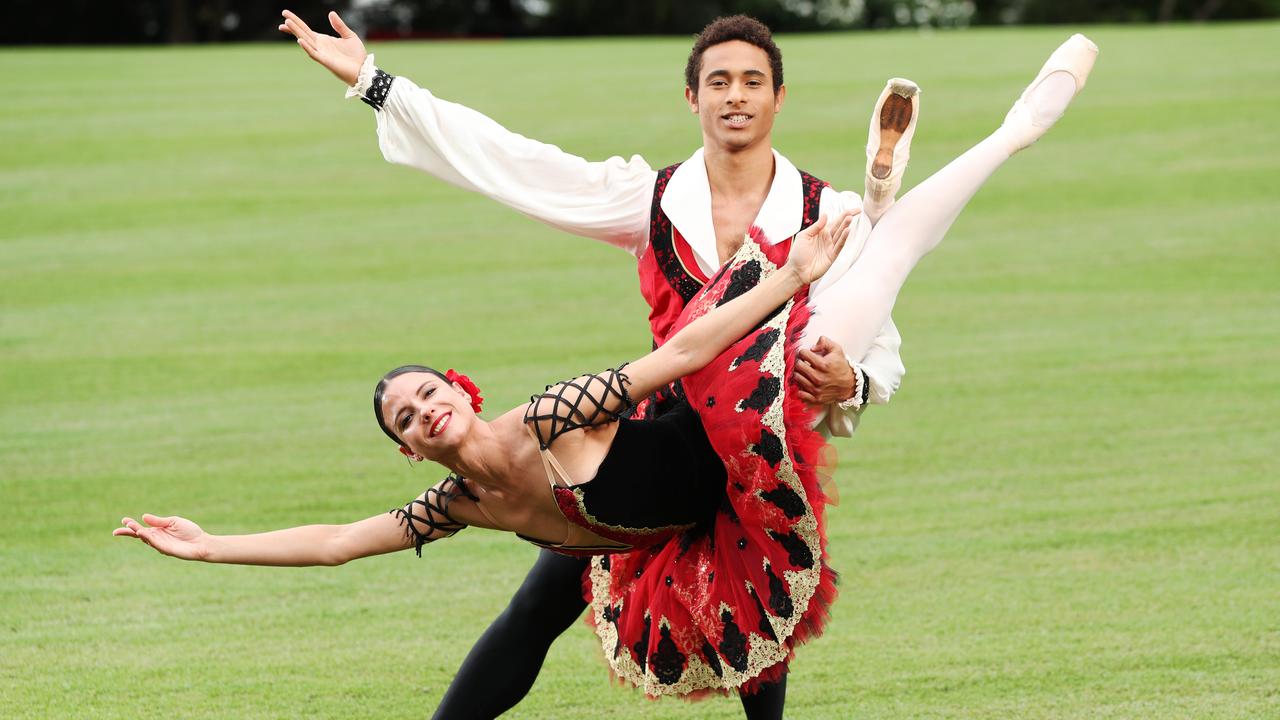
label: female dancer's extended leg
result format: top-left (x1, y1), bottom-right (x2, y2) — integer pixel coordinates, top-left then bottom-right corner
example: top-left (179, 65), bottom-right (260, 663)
top-left (805, 35), bottom-right (1098, 357)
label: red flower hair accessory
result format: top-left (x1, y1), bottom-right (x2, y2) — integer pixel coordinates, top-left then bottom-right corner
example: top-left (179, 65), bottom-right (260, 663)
top-left (446, 369), bottom-right (484, 414)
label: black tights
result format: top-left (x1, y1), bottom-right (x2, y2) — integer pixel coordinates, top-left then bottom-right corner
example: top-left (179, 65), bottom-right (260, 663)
top-left (431, 549), bottom-right (787, 719)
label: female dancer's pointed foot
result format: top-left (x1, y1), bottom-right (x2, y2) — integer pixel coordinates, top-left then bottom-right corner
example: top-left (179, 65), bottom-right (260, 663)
top-left (864, 78), bottom-right (920, 222)
top-left (1000, 33), bottom-right (1098, 155)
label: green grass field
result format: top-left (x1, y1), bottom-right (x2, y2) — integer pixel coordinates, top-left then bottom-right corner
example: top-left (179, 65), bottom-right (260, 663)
top-left (2, 21), bottom-right (1278, 719)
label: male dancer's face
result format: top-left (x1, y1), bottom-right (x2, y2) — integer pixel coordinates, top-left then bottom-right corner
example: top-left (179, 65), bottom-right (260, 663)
top-left (685, 39), bottom-right (786, 154)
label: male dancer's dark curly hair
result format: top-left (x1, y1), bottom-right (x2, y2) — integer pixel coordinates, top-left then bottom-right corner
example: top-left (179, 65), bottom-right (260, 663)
top-left (684, 15), bottom-right (784, 96)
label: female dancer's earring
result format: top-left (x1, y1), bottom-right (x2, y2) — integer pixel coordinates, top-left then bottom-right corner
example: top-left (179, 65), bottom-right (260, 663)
top-left (399, 446), bottom-right (424, 463)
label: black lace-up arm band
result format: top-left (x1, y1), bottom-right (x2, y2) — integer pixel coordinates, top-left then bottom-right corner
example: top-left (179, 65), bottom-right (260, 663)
top-left (389, 474), bottom-right (478, 557)
top-left (523, 365), bottom-right (635, 450)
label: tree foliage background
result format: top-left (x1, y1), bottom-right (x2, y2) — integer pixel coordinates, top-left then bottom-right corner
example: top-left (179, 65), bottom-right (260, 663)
top-left (4, 0), bottom-right (1278, 44)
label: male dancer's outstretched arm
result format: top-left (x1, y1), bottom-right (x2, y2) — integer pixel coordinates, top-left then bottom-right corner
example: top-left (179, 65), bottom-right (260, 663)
top-left (278, 10), bottom-right (907, 429)
top-left (282, 9), bottom-right (652, 251)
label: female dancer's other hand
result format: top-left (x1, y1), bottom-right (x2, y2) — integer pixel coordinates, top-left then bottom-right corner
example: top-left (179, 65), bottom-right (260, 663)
top-left (786, 210), bottom-right (858, 285)
top-left (279, 10), bottom-right (366, 86)
top-left (114, 514), bottom-right (209, 561)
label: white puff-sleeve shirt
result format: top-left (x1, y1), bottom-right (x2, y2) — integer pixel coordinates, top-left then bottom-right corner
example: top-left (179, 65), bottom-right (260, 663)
top-left (350, 57), bottom-right (904, 437)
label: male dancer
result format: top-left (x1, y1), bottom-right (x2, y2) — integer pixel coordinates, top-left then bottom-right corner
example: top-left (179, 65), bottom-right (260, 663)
top-left (281, 10), bottom-right (916, 718)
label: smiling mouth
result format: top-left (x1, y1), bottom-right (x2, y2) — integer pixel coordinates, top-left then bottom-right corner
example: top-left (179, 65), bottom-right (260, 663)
top-left (722, 113), bottom-right (752, 129)
top-left (429, 411), bottom-right (452, 438)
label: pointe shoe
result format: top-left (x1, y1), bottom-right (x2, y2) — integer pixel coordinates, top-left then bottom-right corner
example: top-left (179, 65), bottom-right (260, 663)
top-left (864, 78), bottom-right (920, 221)
top-left (1001, 33), bottom-right (1099, 154)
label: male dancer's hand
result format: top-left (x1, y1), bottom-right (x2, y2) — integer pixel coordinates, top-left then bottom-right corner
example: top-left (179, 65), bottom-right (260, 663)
top-left (794, 336), bottom-right (857, 405)
top-left (279, 10), bottom-right (366, 86)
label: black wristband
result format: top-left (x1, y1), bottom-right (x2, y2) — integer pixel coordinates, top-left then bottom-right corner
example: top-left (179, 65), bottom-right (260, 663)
top-left (838, 366), bottom-right (868, 411)
top-left (361, 69), bottom-right (395, 110)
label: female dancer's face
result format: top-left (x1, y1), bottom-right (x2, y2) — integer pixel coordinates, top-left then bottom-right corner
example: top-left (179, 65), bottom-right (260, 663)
top-left (379, 371), bottom-right (474, 458)
top-left (686, 39), bottom-right (785, 154)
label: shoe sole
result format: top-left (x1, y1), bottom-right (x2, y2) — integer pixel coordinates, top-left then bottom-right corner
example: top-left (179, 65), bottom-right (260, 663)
top-left (872, 93), bottom-right (913, 180)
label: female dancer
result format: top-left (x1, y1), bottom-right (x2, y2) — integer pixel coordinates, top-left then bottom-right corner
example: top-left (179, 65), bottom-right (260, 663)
top-left (116, 32), bottom-right (1097, 711)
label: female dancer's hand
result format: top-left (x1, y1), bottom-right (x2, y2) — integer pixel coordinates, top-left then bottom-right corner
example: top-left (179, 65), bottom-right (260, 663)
top-left (114, 514), bottom-right (210, 561)
top-left (279, 10), bottom-right (367, 86)
top-left (786, 210), bottom-right (858, 285)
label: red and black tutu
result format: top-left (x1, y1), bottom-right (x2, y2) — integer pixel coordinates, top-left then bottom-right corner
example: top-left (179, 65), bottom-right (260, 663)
top-left (582, 229), bottom-right (837, 697)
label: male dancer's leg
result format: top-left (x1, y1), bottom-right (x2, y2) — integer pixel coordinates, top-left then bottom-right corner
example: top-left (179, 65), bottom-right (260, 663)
top-left (805, 36), bottom-right (1096, 358)
top-left (433, 552), bottom-right (788, 720)
top-left (431, 550), bottom-right (589, 720)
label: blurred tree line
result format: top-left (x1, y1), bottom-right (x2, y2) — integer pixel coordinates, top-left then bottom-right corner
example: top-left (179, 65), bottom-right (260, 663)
top-left (5, 0), bottom-right (1277, 44)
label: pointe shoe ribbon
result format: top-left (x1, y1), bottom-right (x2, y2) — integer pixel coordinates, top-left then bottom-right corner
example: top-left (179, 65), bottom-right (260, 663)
top-left (1001, 33), bottom-right (1099, 154)
top-left (864, 78), bottom-right (920, 214)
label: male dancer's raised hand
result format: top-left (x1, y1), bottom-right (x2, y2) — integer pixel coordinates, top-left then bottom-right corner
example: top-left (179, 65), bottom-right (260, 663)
top-left (279, 10), bottom-right (366, 86)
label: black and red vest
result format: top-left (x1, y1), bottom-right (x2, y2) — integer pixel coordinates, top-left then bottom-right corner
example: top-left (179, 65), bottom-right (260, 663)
top-left (632, 162), bottom-right (828, 419)
top-left (637, 162), bottom-right (830, 345)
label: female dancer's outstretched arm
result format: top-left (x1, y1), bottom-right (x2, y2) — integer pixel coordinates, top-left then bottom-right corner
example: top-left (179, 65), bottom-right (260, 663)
top-left (114, 475), bottom-right (488, 565)
top-left (113, 512), bottom-right (403, 566)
